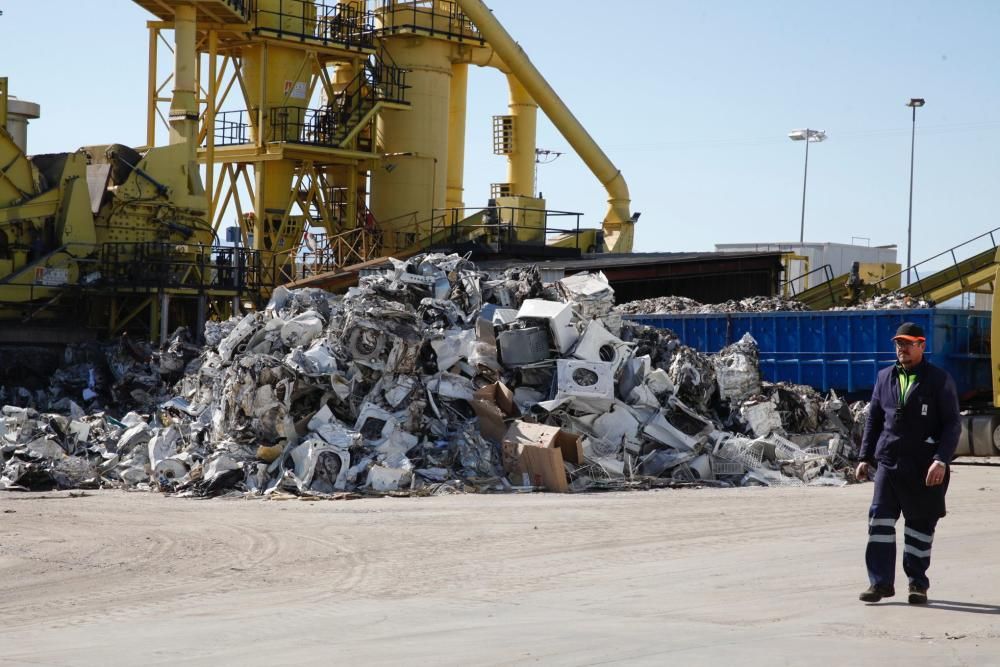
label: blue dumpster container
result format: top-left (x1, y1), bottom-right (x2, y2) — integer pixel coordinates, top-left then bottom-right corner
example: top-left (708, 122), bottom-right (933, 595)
top-left (625, 308), bottom-right (991, 398)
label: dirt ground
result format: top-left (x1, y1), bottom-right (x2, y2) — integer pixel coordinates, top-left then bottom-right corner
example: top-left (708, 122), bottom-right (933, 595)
top-left (2, 465), bottom-right (999, 666)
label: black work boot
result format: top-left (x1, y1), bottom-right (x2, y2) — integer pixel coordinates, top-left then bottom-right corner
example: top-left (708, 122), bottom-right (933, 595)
top-left (859, 584), bottom-right (895, 602)
top-left (908, 584), bottom-right (928, 604)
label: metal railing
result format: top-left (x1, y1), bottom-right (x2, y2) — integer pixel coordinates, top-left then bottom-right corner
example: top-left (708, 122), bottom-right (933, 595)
top-left (214, 109), bottom-right (254, 146)
top-left (220, 53), bottom-right (407, 149)
top-left (222, 0), bottom-right (250, 20)
top-left (269, 106), bottom-right (343, 147)
top-left (375, 0), bottom-right (482, 42)
top-left (427, 206), bottom-right (585, 252)
top-left (2, 242), bottom-right (276, 313)
top-left (253, 0), bottom-right (377, 50)
top-left (781, 263), bottom-right (836, 302)
top-left (297, 226), bottom-right (384, 277)
top-left (366, 46), bottom-right (410, 104)
top-left (99, 242), bottom-right (263, 295)
top-left (386, 211), bottom-right (447, 253)
top-left (873, 226), bottom-right (1000, 300)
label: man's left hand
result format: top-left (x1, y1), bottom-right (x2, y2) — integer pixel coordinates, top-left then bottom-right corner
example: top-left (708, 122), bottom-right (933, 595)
top-left (926, 460), bottom-right (947, 487)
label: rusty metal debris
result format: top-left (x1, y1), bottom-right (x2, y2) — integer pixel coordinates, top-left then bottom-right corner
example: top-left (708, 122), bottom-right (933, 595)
top-left (1, 256), bottom-right (865, 497)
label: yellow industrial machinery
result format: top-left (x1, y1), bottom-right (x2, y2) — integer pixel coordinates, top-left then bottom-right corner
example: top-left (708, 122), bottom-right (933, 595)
top-left (134, 0), bottom-right (635, 289)
top-left (789, 261), bottom-right (903, 310)
top-left (959, 244), bottom-right (1000, 456)
top-left (788, 227), bottom-right (1000, 311)
top-left (1, 1), bottom-right (633, 341)
top-left (0, 74), bottom-right (250, 343)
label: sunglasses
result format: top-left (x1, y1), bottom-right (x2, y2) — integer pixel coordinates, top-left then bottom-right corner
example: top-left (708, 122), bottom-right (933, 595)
top-left (894, 339), bottom-right (923, 349)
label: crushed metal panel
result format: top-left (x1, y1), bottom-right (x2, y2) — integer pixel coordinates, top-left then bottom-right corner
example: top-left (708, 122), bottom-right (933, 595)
top-left (516, 299), bottom-right (579, 354)
top-left (497, 327), bottom-right (550, 366)
top-left (639, 448), bottom-right (695, 477)
top-left (712, 333), bottom-right (760, 404)
top-left (571, 319), bottom-right (635, 375)
top-left (289, 437), bottom-right (351, 493)
top-left (642, 411), bottom-right (702, 452)
top-left (382, 376), bottom-right (417, 409)
top-left (429, 373), bottom-right (476, 402)
top-left (368, 465), bottom-right (411, 491)
top-left (217, 313), bottom-right (263, 363)
top-left (617, 355), bottom-right (650, 399)
top-left (626, 384), bottom-right (660, 409)
top-left (581, 435), bottom-right (624, 477)
top-left (741, 401), bottom-right (783, 437)
top-left (644, 368), bottom-right (674, 397)
top-left (555, 360), bottom-right (615, 412)
top-left (490, 307), bottom-right (520, 325)
top-left (280, 311), bottom-right (325, 349)
top-left (591, 401), bottom-right (642, 445)
top-left (430, 329), bottom-right (477, 372)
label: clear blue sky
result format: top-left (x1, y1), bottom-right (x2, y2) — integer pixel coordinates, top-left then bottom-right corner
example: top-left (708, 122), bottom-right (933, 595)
top-left (2, 1), bottom-right (998, 268)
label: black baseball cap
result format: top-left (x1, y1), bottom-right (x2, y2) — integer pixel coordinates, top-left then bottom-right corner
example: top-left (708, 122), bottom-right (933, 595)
top-left (892, 322), bottom-right (925, 342)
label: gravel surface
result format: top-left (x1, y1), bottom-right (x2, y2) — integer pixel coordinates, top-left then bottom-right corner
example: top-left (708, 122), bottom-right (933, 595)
top-left (2, 465), bottom-right (999, 665)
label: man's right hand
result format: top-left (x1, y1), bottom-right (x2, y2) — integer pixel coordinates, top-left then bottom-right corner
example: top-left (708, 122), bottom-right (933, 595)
top-left (855, 461), bottom-right (870, 482)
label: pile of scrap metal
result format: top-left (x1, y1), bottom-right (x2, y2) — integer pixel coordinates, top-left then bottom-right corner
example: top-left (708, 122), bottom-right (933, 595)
top-left (1, 255), bottom-right (864, 497)
top-left (0, 331), bottom-right (203, 415)
top-left (831, 291), bottom-right (934, 310)
top-left (616, 295), bottom-right (808, 315)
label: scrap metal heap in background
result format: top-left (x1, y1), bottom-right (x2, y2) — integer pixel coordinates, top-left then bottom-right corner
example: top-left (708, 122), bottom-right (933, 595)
top-left (830, 291), bottom-right (934, 311)
top-left (615, 291), bottom-right (933, 316)
top-left (0, 255), bottom-right (867, 496)
top-left (615, 295), bottom-right (811, 316)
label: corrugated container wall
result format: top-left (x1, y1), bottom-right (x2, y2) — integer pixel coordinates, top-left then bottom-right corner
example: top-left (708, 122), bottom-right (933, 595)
top-left (627, 308), bottom-right (990, 400)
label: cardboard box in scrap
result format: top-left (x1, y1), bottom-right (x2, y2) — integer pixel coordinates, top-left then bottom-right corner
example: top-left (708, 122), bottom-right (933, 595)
top-left (470, 381), bottom-right (520, 443)
top-left (501, 420), bottom-right (583, 493)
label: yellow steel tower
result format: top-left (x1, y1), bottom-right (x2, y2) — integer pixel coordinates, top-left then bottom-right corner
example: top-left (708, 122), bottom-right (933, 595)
top-left (135, 0), bottom-right (635, 288)
top-left (138, 0), bottom-right (410, 286)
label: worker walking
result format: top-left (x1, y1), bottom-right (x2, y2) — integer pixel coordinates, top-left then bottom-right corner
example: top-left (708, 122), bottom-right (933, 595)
top-left (856, 322), bottom-right (960, 604)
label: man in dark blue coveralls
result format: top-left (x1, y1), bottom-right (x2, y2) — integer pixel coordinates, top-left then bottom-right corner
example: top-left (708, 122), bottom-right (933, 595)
top-left (856, 322), bottom-right (960, 604)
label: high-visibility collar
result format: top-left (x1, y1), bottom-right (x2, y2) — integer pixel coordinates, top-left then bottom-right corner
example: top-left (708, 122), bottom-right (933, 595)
top-left (895, 360), bottom-right (924, 405)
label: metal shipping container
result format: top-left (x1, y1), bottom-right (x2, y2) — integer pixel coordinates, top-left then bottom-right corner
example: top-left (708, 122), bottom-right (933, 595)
top-left (626, 308), bottom-right (991, 398)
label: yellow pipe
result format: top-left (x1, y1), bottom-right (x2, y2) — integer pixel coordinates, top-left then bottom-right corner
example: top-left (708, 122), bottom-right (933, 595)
top-left (506, 75), bottom-right (537, 198)
top-left (446, 63), bottom-right (469, 211)
top-left (169, 4), bottom-right (198, 159)
top-left (454, 0), bottom-right (633, 250)
top-left (453, 43), bottom-right (508, 73)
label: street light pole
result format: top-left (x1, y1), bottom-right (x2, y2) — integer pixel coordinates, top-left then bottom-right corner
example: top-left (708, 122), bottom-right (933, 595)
top-left (788, 129), bottom-right (827, 243)
top-left (799, 134), bottom-right (811, 243)
top-left (905, 98), bottom-right (925, 285)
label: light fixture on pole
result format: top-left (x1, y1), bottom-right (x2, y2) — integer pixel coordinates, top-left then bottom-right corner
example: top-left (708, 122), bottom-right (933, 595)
top-left (905, 98), bottom-right (925, 285)
top-left (788, 128), bottom-right (827, 243)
